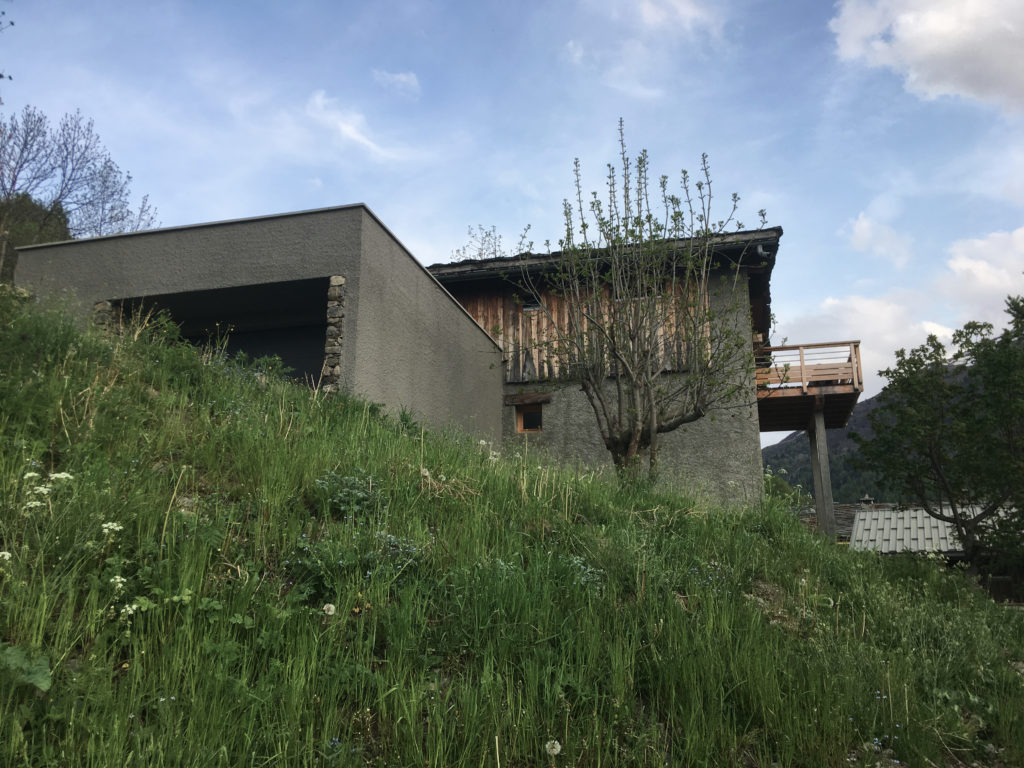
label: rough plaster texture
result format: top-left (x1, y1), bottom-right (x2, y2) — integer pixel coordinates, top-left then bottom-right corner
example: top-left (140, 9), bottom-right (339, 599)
top-left (352, 209), bottom-right (503, 438)
top-left (16, 205), bottom-right (503, 440)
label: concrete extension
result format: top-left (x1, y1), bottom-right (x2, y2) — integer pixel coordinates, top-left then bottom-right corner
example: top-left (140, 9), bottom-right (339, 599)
top-left (15, 204), bottom-right (504, 441)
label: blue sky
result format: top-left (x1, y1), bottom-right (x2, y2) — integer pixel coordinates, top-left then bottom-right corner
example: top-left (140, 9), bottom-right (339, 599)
top-left (3, 0), bottom-right (1023, 442)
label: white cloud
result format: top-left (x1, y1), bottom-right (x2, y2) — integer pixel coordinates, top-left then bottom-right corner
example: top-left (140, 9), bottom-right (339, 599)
top-left (778, 294), bottom-right (953, 396)
top-left (938, 226), bottom-right (1024, 325)
top-left (636, 0), bottom-right (717, 31)
top-left (830, 0), bottom-right (1024, 113)
top-left (602, 39), bottom-right (665, 99)
top-left (782, 225), bottom-right (1024, 396)
top-left (305, 90), bottom-right (397, 160)
top-left (565, 39), bottom-right (585, 64)
top-left (845, 212), bottom-right (914, 268)
top-left (372, 69), bottom-right (421, 99)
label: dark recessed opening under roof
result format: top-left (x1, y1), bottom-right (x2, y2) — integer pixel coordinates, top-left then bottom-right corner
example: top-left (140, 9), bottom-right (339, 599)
top-left (117, 278), bottom-right (330, 382)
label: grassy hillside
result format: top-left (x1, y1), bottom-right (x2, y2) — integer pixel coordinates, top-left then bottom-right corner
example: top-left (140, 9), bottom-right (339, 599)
top-left (1, 285), bottom-right (1022, 767)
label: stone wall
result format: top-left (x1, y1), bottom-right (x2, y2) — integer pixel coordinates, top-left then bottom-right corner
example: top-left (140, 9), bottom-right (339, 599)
top-left (321, 275), bottom-right (346, 391)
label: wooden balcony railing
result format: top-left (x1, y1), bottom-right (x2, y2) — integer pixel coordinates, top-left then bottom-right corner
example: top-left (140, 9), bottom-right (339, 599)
top-left (756, 341), bottom-right (863, 395)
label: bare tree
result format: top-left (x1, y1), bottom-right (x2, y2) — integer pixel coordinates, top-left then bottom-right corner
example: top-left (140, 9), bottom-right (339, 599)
top-left (0, 106), bottom-right (158, 281)
top-left (516, 123), bottom-right (766, 482)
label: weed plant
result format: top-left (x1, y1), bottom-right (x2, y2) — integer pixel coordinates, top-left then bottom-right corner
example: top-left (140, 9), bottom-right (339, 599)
top-left (1, 286), bottom-right (1022, 767)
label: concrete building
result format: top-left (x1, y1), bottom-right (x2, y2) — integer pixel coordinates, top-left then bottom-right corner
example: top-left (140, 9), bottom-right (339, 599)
top-left (14, 204), bottom-right (503, 440)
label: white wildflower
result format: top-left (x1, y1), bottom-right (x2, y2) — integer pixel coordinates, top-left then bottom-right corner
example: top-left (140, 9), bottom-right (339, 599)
top-left (23, 471), bottom-right (41, 481)
top-left (120, 603), bottom-right (137, 617)
top-left (110, 575), bottom-right (127, 593)
top-left (31, 485), bottom-right (52, 496)
top-left (478, 439), bottom-right (488, 447)
top-left (545, 740), bottom-right (562, 756)
top-left (22, 500), bottom-right (45, 510)
top-left (0, 551), bottom-right (11, 561)
top-left (49, 472), bottom-right (74, 482)
top-left (420, 467), bottom-right (431, 479)
top-left (322, 603), bottom-right (336, 616)
top-left (101, 521), bottom-right (124, 535)
top-left (488, 451), bottom-right (500, 462)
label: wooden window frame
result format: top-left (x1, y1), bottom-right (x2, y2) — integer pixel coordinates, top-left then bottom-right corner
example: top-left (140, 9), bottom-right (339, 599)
top-left (516, 403), bottom-right (543, 433)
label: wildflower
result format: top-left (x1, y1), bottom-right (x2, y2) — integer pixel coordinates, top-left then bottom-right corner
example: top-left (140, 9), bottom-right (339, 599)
top-left (50, 472), bottom-right (74, 482)
top-left (23, 471), bottom-right (41, 481)
top-left (489, 451), bottom-right (500, 462)
top-left (22, 500), bottom-right (45, 510)
top-left (31, 485), bottom-right (52, 496)
top-left (110, 575), bottom-right (127, 593)
top-left (101, 521), bottom-right (124, 535)
top-left (420, 467), bottom-right (431, 479)
top-left (545, 740), bottom-right (562, 757)
top-left (0, 551), bottom-right (11, 561)
top-left (478, 440), bottom-right (488, 447)
top-left (323, 603), bottom-right (337, 616)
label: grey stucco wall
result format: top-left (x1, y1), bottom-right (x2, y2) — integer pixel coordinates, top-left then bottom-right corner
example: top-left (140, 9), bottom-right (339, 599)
top-left (353, 210), bottom-right (503, 440)
top-left (502, 275), bottom-right (764, 506)
top-left (16, 207), bottom-right (366, 394)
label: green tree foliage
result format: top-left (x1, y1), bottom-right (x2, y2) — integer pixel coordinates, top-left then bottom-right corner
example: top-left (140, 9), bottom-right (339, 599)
top-left (0, 105), bottom-right (157, 282)
top-left (856, 297), bottom-right (1024, 571)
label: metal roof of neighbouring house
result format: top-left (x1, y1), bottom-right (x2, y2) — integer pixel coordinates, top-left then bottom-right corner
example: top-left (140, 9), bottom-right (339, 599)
top-left (850, 506), bottom-right (962, 554)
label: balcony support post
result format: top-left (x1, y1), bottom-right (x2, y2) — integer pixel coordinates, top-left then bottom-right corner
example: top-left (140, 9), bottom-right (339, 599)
top-left (807, 397), bottom-right (837, 539)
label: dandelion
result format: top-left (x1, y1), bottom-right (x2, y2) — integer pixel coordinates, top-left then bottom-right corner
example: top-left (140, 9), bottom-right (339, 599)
top-left (545, 740), bottom-right (562, 757)
top-left (420, 467), bottom-right (431, 479)
top-left (322, 603), bottom-right (337, 616)
top-left (478, 439), bottom-right (488, 447)
top-left (23, 471), bottom-right (41, 481)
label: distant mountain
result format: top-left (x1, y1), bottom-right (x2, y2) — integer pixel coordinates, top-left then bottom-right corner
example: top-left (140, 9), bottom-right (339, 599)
top-left (761, 392), bottom-right (895, 503)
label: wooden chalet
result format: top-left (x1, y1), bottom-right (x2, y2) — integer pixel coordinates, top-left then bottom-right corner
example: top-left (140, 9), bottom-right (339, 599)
top-left (430, 227), bottom-right (864, 533)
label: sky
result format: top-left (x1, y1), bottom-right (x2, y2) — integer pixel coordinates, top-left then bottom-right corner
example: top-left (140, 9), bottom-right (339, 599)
top-left (2, 0), bottom-right (1023, 444)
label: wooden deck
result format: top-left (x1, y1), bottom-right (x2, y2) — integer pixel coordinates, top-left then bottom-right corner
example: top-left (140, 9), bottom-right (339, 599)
top-left (756, 341), bottom-right (863, 431)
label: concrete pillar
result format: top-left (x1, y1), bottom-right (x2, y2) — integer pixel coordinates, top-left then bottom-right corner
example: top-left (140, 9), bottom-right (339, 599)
top-left (807, 398), bottom-right (837, 539)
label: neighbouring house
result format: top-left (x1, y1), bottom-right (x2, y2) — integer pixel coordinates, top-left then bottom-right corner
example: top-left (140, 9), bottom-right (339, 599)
top-left (13, 204), bottom-right (503, 440)
top-left (428, 228), bottom-right (865, 516)
top-left (15, 206), bottom-right (864, 522)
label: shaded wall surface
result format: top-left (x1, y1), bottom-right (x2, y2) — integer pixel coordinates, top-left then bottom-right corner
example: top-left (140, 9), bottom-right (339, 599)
top-left (16, 205), bottom-right (503, 440)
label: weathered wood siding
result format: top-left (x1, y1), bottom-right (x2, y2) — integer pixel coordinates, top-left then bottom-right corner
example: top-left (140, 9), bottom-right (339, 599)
top-left (449, 283), bottom-right (709, 384)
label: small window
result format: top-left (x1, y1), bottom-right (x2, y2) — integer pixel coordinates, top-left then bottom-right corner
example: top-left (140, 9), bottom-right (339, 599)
top-left (516, 404), bottom-right (543, 432)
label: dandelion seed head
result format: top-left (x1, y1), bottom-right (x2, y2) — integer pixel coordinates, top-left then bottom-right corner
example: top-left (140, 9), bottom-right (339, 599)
top-left (323, 603), bottom-right (336, 616)
top-left (544, 740), bottom-right (561, 756)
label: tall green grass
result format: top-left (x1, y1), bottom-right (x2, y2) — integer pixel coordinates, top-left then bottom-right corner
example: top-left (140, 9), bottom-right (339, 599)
top-left (1, 285), bottom-right (1022, 767)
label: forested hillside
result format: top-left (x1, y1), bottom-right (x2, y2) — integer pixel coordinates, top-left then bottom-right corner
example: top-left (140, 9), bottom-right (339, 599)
top-left (761, 394), bottom-right (895, 503)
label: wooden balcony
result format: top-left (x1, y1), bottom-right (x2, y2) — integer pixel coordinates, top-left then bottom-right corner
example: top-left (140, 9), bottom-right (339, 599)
top-left (756, 341), bottom-right (863, 431)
